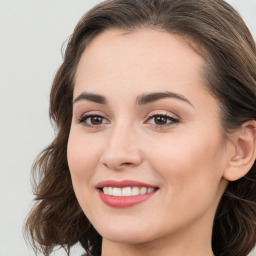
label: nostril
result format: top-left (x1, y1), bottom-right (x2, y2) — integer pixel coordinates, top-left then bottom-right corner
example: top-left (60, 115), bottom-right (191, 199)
top-left (100, 152), bottom-right (142, 170)
top-left (122, 162), bottom-right (132, 166)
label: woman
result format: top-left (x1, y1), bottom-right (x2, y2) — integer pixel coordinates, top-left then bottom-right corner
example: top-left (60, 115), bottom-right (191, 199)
top-left (25, 0), bottom-right (256, 255)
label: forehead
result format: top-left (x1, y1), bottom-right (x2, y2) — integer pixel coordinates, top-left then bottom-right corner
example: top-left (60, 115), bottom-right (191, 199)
top-left (74, 28), bottom-right (207, 98)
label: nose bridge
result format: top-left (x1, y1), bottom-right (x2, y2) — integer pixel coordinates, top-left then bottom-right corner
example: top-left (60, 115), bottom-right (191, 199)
top-left (110, 121), bottom-right (134, 149)
top-left (100, 119), bottom-right (142, 169)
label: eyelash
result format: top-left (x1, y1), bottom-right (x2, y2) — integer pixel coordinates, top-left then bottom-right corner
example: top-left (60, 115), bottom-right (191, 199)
top-left (145, 113), bottom-right (180, 129)
top-left (77, 112), bottom-right (180, 129)
top-left (77, 114), bottom-right (109, 129)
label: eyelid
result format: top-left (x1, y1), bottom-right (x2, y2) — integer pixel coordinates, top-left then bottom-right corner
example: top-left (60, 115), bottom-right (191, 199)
top-left (76, 111), bottom-right (110, 128)
top-left (145, 110), bottom-right (180, 120)
top-left (77, 110), bottom-right (110, 120)
top-left (144, 110), bottom-right (180, 129)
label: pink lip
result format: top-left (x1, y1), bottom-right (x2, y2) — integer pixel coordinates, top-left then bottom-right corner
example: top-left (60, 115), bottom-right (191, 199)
top-left (96, 179), bottom-right (158, 208)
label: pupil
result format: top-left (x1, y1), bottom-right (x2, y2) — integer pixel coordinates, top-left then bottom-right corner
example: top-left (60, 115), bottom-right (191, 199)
top-left (155, 116), bottom-right (167, 125)
top-left (91, 116), bottom-right (102, 125)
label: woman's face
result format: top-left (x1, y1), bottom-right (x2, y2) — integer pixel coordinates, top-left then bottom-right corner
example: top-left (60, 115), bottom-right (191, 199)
top-left (68, 29), bottom-right (229, 245)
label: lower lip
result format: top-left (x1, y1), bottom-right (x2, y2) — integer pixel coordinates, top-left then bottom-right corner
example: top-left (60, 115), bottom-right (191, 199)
top-left (98, 190), bottom-right (156, 208)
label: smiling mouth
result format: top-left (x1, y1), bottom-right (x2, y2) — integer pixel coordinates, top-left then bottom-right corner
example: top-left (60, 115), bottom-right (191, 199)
top-left (99, 186), bottom-right (157, 196)
top-left (96, 180), bottom-right (159, 208)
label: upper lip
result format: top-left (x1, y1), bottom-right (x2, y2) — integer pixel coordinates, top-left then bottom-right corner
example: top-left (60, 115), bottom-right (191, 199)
top-left (96, 179), bottom-right (158, 188)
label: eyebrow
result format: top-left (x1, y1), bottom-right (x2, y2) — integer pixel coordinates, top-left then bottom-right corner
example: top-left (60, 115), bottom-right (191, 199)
top-left (137, 91), bottom-right (193, 107)
top-left (73, 92), bottom-right (106, 104)
top-left (73, 91), bottom-right (193, 107)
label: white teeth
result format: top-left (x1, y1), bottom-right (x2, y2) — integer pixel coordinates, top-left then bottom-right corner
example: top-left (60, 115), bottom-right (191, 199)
top-left (131, 187), bottom-right (140, 196)
top-left (103, 187), bottom-right (108, 194)
top-left (147, 187), bottom-right (154, 193)
top-left (108, 187), bottom-right (113, 195)
top-left (140, 187), bottom-right (147, 195)
top-left (102, 186), bottom-right (156, 196)
top-left (122, 187), bottom-right (132, 196)
top-left (112, 187), bottom-right (122, 196)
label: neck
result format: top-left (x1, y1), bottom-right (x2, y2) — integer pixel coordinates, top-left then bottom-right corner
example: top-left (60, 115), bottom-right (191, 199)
top-left (101, 225), bottom-right (214, 256)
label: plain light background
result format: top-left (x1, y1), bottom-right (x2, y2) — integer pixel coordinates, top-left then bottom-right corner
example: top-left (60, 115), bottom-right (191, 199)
top-left (0, 1), bottom-right (255, 255)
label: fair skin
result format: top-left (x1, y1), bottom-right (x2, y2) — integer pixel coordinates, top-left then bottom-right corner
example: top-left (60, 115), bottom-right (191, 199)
top-left (67, 29), bottom-right (254, 256)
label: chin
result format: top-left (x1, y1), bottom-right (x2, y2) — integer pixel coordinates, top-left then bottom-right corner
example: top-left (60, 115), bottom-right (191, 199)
top-left (94, 220), bottom-right (154, 244)
top-left (102, 231), bottom-right (151, 245)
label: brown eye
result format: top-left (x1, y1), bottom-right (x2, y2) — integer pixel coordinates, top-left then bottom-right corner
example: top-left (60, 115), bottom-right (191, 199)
top-left (78, 114), bottom-right (108, 127)
top-left (90, 116), bottom-right (104, 125)
top-left (147, 114), bottom-right (180, 127)
top-left (154, 116), bottom-right (169, 125)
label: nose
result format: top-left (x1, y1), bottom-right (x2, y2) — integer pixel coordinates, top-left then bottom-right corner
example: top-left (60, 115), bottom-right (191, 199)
top-left (99, 124), bottom-right (142, 171)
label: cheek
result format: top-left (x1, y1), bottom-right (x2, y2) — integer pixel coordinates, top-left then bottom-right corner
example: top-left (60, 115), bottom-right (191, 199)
top-left (147, 134), bottom-right (226, 231)
top-left (148, 130), bottom-right (225, 197)
top-left (67, 130), bottom-right (102, 193)
top-left (67, 130), bottom-right (104, 217)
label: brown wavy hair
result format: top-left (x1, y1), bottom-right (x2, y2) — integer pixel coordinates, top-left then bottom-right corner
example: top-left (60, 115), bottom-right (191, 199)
top-left (25, 0), bottom-right (256, 255)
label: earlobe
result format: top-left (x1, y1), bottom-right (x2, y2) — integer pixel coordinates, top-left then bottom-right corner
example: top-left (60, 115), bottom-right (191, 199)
top-left (223, 120), bottom-right (256, 181)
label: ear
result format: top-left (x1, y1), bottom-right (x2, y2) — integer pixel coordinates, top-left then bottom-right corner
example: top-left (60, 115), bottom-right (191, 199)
top-left (223, 120), bottom-right (256, 181)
